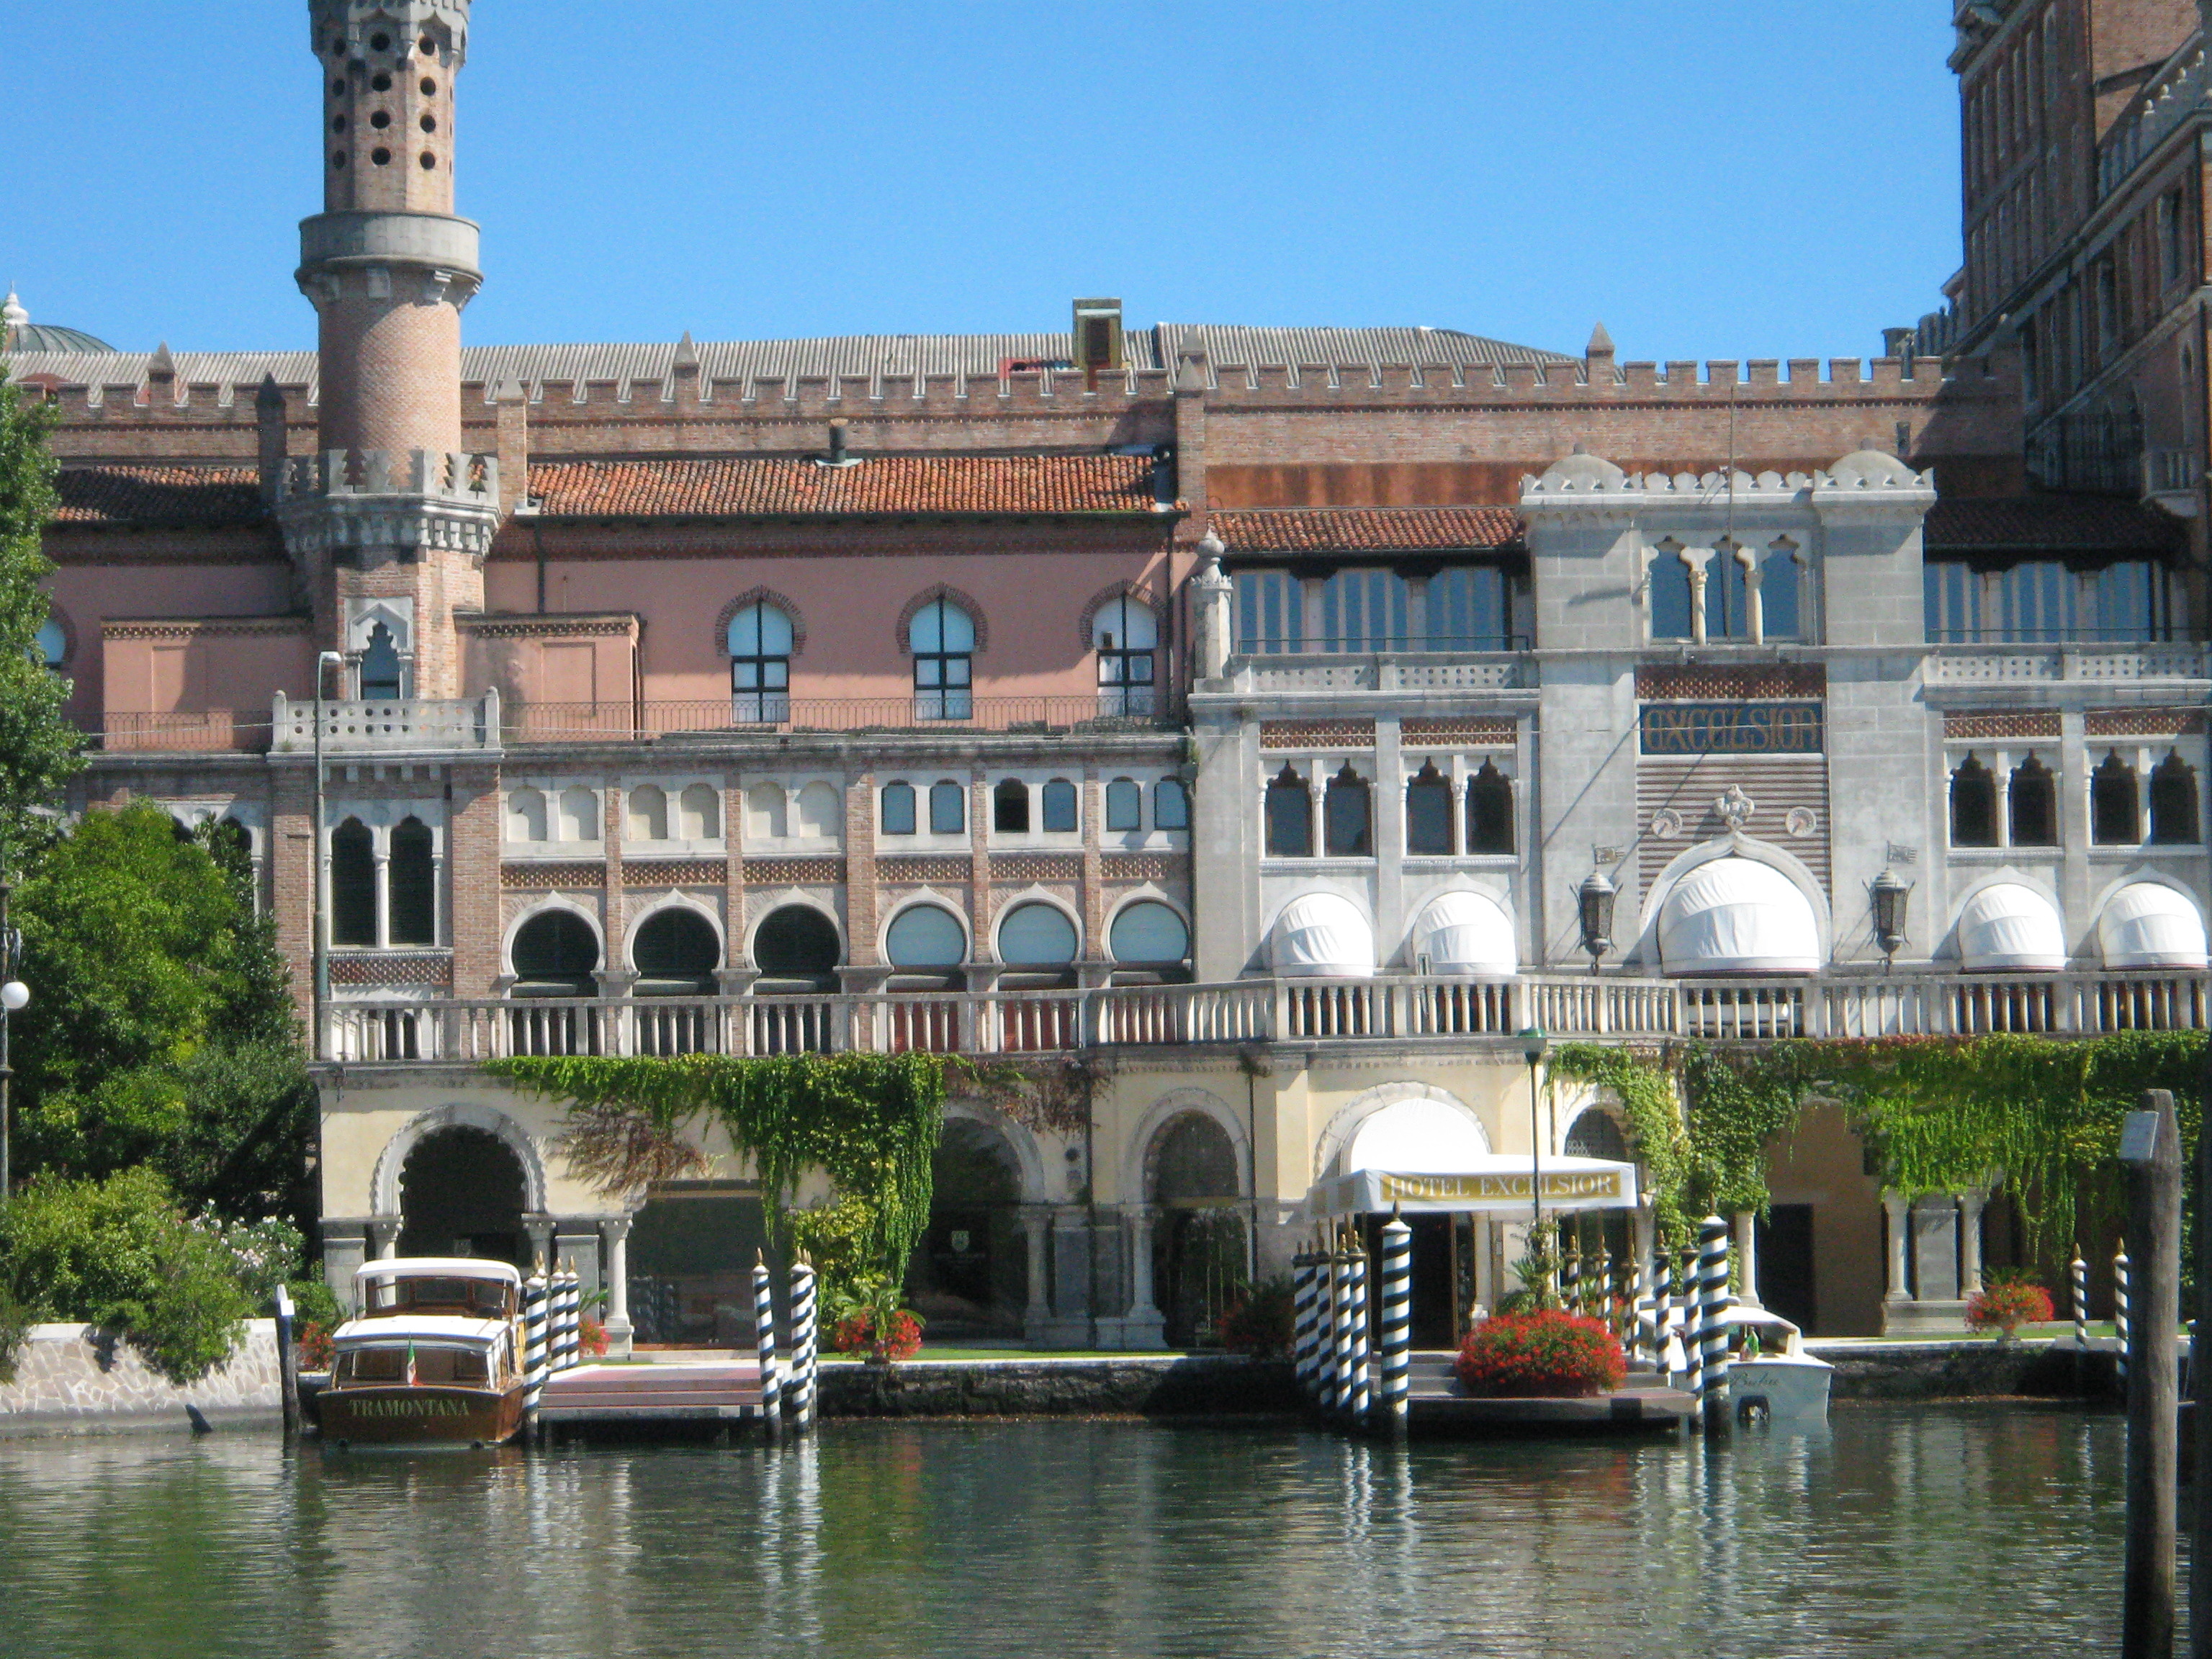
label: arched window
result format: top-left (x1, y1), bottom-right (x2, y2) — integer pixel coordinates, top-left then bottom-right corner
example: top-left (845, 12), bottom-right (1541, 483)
top-left (1106, 778), bottom-right (1143, 832)
top-left (678, 783), bottom-right (721, 840)
top-left (911, 597), bottom-right (976, 721)
top-left (1094, 595), bottom-right (1159, 718)
top-left (1650, 547), bottom-right (1695, 640)
top-left (794, 781), bottom-right (840, 840)
top-left (331, 819), bottom-right (376, 946)
top-left (388, 817), bottom-right (436, 945)
top-left (747, 782), bottom-right (788, 841)
top-left (32, 618), bottom-right (65, 670)
top-left (1110, 902), bottom-right (1192, 968)
top-left (627, 785), bottom-right (669, 842)
top-left (753, 904), bottom-right (842, 992)
top-left (558, 787), bottom-right (600, 842)
top-left (881, 781), bottom-right (917, 836)
top-left (1707, 547), bottom-right (1750, 641)
top-left (993, 779), bottom-right (1030, 835)
top-left (507, 787), bottom-right (547, 843)
top-left (2010, 756), bottom-right (2058, 847)
top-left (1405, 763), bottom-right (1454, 855)
top-left (1323, 765), bottom-right (1371, 858)
top-left (998, 903), bottom-right (1079, 989)
top-left (1760, 545), bottom-right (1802, 641)
top-left (1467, 761), bottom-right (1514, 855)
top-left (728, 603), bottom-right (794, 724)
top-left (2092, 752), bottom-right (2141, 844)
top-left (2149, 751), bottom-right (2200, 845)
top-left (359, 621), bottom-right (403, 700)
top-left (1040, 778), bottom-right (1078, 832)
top-left (511, 910), bottom-right (601, 997)
top-left (1265, 767), bottom-right (1312, 858)
top-left (1153, 778), bottom-right (1190, 831)
top-left (632, 909), bottom-right (720, 997)
top-left (929, 781), bottom-right (966, 835)
top-left (1951, 755), bottom-right (1998, 848)
top-left (1563, 1110), bottom-right (1629, 1163)
top-left (885, 904), bottom-right (968, 991)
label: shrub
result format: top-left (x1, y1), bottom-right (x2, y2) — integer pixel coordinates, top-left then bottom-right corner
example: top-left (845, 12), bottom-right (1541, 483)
top-left (1218, 1277), bottom-right (1295, 1357)
top-left (0, 1284), bottom-right (30, 1385)
top-left (296, 1321), bottom-right (336, 1372)
top-left (0, 1168), bottom-right (258, 1384)
top-left (1455, 1310), bottom-right (1627, 1398)
top-left (830, 1308), bottom-right (925, 1364)
top-left (1966, 1275), bottom-right (2056, 1336)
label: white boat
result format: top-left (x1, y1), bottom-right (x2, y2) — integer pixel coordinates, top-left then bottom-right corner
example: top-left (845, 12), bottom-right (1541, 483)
top-left (320, 1259), bottom-right (527, 1448)
top-left (1722, 1307), bottom-right (1833, 1423)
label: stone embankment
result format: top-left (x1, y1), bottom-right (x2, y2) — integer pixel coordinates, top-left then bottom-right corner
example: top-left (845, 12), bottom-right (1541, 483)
top-left (0, 1321), bottom-right (284, 1439)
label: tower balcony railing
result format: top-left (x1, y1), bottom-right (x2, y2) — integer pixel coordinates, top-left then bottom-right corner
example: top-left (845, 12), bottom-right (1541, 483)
top-left (1222, 651), bottom-right (1529, 696)
top-left (1922, 642), bottom-right (2212, 685)
top-left (272, 449), bottom-right (500, 508)
top-left (269, 691), bottom-right (500, 754)
top-left (320, 968), bottom-right (2211, 1064)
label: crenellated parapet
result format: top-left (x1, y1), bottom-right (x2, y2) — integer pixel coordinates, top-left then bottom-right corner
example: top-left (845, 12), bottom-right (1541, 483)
top-left (275, 447), bottom-right (502, 565)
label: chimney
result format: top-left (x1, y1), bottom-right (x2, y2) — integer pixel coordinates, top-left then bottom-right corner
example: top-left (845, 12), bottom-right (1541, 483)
top-left (821, 418), bottom-right (858, 467)
top-left (256, 374), bottom-right (288, 503)
top-left (1073, 297), bottom-right (1125, 390)
top-left (147, 341), bottom-right (176, 405)
top-left (1881, 326), bottom-right (1919, 379)
top-left (1585, 321), bottom-right (1616, 374)
top-left (495, 377), bottom-right (531, 516)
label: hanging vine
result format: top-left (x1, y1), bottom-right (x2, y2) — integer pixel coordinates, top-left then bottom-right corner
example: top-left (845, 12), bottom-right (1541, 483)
top-left (490, 1053), bottom-right (996, 1289)
top-left (1548, 1043), bottom-right (1693, 1245)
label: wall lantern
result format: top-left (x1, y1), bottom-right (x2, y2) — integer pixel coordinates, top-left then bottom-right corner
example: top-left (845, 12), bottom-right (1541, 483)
top-left (1576, 871), bottom-right (1617, 973)
top-left (1871, 867), bottom-right (1912, 964)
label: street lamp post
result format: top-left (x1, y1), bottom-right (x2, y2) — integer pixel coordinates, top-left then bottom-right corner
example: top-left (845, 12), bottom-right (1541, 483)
top-left (311, 650), bottom-right (345, 1061)
top-left (1520, 1025), bottom-right (1549, 1256)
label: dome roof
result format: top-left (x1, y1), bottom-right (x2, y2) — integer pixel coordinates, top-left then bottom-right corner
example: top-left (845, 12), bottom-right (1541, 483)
top-left (1, 291), bottom-right (114, 356)
top-left (2096, 884), bottom-right (2208, 971)
top-left (1269, 892), bottom-right (1375, 979)
top-left (1658, 858), bottom-right (1820, 976)
top-left (1412, 891), bottom-right (1516, 977)
top-left (1955, 883), bottom-right (2067, 973)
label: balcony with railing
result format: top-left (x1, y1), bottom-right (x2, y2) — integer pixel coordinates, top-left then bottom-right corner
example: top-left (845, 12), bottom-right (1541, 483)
top-left (1923, 641), bottom-right (2211, 685)
top-left (2098, 42), bottom-right (2208, 201)
top-left (322, 968), bottom-right (2211, 1064)
top-left (499, 694), bottom-right (1180, 743)
top-left (1222, 652), bottom-right (1530, 697)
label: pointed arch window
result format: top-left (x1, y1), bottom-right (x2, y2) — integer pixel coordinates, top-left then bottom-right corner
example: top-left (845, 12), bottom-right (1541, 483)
top-left (2092, 752), bottom-right (2141, 845)
top-left (1265, 767), bottom-right (1311, 858)
top-left (728, 602), bottom-right (794, 724)
top-left (1466, 761), bottom-right (1515, 855)
top-left (1650, 547), bottom-right (1695, 641)
top-left (1707, 547), bottom-right (1751, 641)
top-left (1951, 755), bottom-right (1999, 848)
top-left (331, 819), bottom-right (377, 946)
top-left (2009, 756), bottom-right (2058, 847)
top-left (1323, 765), bottom-right (1372, 858)
top-left (1759, 545), bottom-right (1802, 641)
top-left (387, 817), bottom-right (436, 945)
top-left (911, 598), bottom-right (976, 721)
top-left (1406, 763), bottom-right (1455, 855)
top-left (993, 778), bottom-right (1030, 835)
top-left (2149, 751), bottom-right (2200, 845)
top-left (1093, 594), bottom-right (1159, 717)
top-left (359, 621), bottom-right (403, 700)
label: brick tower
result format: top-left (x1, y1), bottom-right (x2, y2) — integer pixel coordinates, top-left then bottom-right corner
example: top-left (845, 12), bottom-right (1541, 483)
top-left (278, 0), bottom-right (501, 701)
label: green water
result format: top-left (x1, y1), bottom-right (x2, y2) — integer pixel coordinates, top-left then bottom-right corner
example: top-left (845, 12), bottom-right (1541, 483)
top-left (0, 1406), bottom-right (2160, 1658)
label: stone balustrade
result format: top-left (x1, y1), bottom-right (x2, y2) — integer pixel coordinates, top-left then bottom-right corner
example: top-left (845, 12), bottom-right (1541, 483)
top-left (270, 689), bottom-right (500, 755)
top-left (1923, 642), bottom-right (2212, 685)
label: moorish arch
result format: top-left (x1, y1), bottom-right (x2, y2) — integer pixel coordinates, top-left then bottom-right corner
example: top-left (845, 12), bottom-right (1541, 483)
top-left (1127, 1088), bottom-right (1250, 1202)
top-left (1310, 1079), bottom-right (1487, 1182)
top-left (371, 1100), bottom-right (549, 1220)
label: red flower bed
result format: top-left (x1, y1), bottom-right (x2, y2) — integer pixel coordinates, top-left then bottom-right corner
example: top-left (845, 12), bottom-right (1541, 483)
top-left (580, 1315), bottom-right (611, 1359)
top-left (1455, 1310), bottom-right (1627, 1398)
top-left (1966, 1280), bottom-right (2055, 1336)
top-left (830, 1310), bottom-right (925, 1364)
top-left (297, 1321), bottom-right (335, 1372)
top-left (1217, 1279), bottom-right (1295, 1357)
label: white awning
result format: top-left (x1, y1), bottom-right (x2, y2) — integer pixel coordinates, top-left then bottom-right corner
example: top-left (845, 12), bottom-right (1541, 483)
top-left (1343, 1097), bottom-right (1491, 1175)
top-left (1269, 892), bottom-right (1376, 979)
top-left (1658, 858), bottom-right (1820, 976)
top-left (354, 1259), bottom-right (522, 1287)
top-left (2098, 884), bottom-right (2209, 971)
top-left (1956, 882), bottom-right (2066, 972)
top-left (1307, 1156), bottom-right (1639, 1219)
top-left (1413, 891), bottom-right (1517, 977)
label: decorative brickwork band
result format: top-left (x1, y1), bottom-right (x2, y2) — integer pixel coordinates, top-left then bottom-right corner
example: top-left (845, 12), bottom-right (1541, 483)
top-left (1101, 853), bottom-right (1186, 883)
top-left (2086, 708), bottom-right (2206, 737)
top-left (1636, 662), bottom-right (1824, 700)
top-left (992, 854), bottom-right (1084, 884)
top-left (877, 855), bottom-right (973, 884)
top-left (1401, 716), bottom-right (1517, 747)
top-left (502, 862), bottom-right (606, 891)
top-left (742, 856), bottom-right (847, 886)
top-left (621, 859), bottom-right (727, 889)
top-left (1944, 711), bottom-right (2063, 739)
top-left (1259, 718), bottom-right (1377, 750)
top-left (330, 950), bottom-right (455, 988)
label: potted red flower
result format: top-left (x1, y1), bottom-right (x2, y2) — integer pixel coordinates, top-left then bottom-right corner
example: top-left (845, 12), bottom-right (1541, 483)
top-left (1455, 1310), bottom-right (1627, 1398)
top-left (1966, 1274), bottom-right (2055, 1341)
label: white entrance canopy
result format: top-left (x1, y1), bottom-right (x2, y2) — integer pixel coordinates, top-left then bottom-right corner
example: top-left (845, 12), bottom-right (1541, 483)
top-left (1305, 1154), bottom-right (1640, 1220)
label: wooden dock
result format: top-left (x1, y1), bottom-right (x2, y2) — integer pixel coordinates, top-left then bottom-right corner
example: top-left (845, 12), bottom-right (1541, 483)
top-left (538, 1360), bottom-right (768, 1426)
top-left (1398, 1354), bottom-right (1696, 1436)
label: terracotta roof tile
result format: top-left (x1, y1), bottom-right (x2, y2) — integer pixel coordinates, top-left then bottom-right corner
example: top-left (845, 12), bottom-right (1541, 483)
top-left (527, 454), bottom-right (1162, 518)
top-left (50, 466), bottom-right (264, 527)
top-left (1213, 507), bottom-right (1522, 555)
top-left (1924, 494), bottom-right (2185, 557)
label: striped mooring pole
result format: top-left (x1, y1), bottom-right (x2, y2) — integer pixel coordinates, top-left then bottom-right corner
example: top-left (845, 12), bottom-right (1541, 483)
top-left (752, 1251), bottom-right (782, 1437)
top-left (1344, 1231), bottom-right (1373, 1428)
top-left (2114, 1246), bottom-right (2131, 1390)
top-left (521, 1261), bottom-right (549, 1426)
top-left (1320, 1242), bottom-right (1345, 1415)
top-left (1561, 1246), bottom-right (1581, 1315)
top-left (2071, 1250), bottom-right (2089, 1351)
top-left (1676, 1249), bottom-right (1700, 1395)
top-left (788, 1254), bottom-right (819, 1436)
top-left (552, 1261), bottom-right (580, 1372)
top-left (1291, 1248), bottom-right (1322, 1406)
top-left (1377, 1210), bottom-right (1413, 1436)
top-left (1331, 1232), bottom-right (1357, 1421)
top-left (1696, 1215), bottom-right (1733, 1421)
top-left (1644, 1241), bottom-right (1670, 1372)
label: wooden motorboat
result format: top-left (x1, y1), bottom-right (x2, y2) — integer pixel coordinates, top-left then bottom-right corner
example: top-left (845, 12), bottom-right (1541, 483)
top-left (1722, 1307), bottom-right (1833, 1424)
top-left (320, 1259), bottom-right (527, 1449)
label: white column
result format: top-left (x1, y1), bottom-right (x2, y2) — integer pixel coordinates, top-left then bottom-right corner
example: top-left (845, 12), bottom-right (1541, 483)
top-left (1882, 1194), bottom-right (1912, 1302)
top-left (601, 1216), bottom-right (634, 1358)
top-left (523, 1213), bottom-right (557, 1274)
top-left (372, 850), bottom-right (391, 948)
top-left (431, 850), bottom-right (447, 947)
top-left (1732, 1211), bottom-right (1761, 1307)
top-left (1957, 1190), bottom-right (1987, 1295)
top-left (367, 1217), bottom-right (400, 1260)
top-left (1130, 1206), bottom-right (1161, 1318)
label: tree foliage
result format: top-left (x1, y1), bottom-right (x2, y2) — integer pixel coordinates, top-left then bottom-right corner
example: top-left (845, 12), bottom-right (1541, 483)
top-left (0, 367), bottom-right (82, 849)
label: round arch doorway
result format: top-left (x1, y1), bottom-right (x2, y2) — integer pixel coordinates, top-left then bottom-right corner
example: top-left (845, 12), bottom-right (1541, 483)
top-left (397, 1126), bottom-right (529, 1265)
top-left (905, 1118), bottom-right (1028, 1338)
top-left (1147, 1113), bottom-right (1246, 1349)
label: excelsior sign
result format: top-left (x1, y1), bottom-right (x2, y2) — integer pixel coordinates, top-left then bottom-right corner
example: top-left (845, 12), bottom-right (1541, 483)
top-left (1378, 1169), bottom-right (1627, 1205)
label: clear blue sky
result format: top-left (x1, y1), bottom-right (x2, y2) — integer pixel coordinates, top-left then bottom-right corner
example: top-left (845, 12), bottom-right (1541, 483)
top-left (6, 1), bottom-right (1961, 364)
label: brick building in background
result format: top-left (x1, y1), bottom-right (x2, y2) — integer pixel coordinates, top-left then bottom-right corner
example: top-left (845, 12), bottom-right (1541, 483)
top-left (2, 0), bottom-right (2208, 1347)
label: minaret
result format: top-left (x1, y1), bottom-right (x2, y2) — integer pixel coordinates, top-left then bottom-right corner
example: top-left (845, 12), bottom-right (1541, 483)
top-left (279, 0), bottom-right (500, 702)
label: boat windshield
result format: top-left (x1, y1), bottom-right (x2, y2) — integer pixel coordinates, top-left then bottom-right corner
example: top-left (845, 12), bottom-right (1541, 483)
top-left (364, 1277), bottom-right (514, 1318)
top-left (335, 1346), bottom-right (492, 1387)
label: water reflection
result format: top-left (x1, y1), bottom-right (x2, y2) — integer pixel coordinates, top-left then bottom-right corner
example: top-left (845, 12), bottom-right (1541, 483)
top-left (0, 1406), bottom-right (2166, 1659)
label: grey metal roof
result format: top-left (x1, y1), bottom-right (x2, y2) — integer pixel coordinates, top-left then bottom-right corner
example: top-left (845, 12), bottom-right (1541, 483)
top-left (2, 322), bottom-right (1569, 403)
